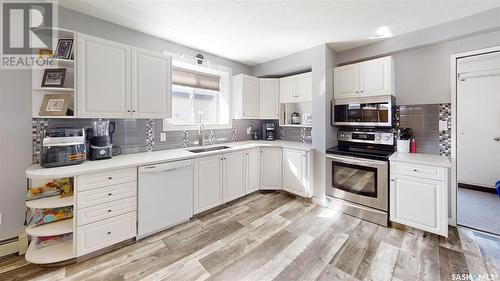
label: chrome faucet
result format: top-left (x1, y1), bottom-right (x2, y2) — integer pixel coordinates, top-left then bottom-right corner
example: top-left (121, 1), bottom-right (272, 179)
top-left (198, 123), bottom-right (206, 146)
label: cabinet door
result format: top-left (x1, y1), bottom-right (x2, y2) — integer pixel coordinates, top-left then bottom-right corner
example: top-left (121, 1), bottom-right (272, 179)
top-left (295, 73), bottom-right (312, 103)
top-left (334, 64), bottom-right (359, 99)
top-left (390, 175), bottom-right (447, 236)
top-left (359, 56), bottom-right (393, 97)
top-left (245, 148), bottom-right (260, 194)
top-left (259, 78), bottom-right (280, 119)
top-left (223, 150), bottom-right (245, 202)
top-left (242, 75), bottom-right (260, 119)
top-left (132, 48), bottom-right (172, 118)
top-left (77, 33), bottom-right (131, 118)
top-left (194, 154), bottom-right (222, 214)
top-left (260, 147), bottom-right (282, 190)
top-left (279, 76), bottom-right (296, 103)
top-left (283, 149), bottom-right (309, 197)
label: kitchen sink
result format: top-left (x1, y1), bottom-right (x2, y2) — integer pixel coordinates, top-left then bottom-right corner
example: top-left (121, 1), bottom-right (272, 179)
top-left (188, 146), bottom-right (231, 153)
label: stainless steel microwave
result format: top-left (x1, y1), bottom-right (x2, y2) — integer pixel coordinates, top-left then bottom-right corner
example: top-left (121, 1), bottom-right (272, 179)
top-left (332, 95), bottom-right (395, 127)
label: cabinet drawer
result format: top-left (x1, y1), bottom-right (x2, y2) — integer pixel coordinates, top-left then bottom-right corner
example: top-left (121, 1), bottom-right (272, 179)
top-left (77, 181), bottom-right (136, 209)
top-left (77, 197), bottom-right (137, 226)
top-left (77, 168), bottom-right (137, 191)
top-left (76, 212), bottom-right (136, 256)
top-left (390, 162), bottom-right (446, 181)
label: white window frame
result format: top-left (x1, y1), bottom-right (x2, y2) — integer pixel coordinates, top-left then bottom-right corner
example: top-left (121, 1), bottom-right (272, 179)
top-left (163, 57), bottom-right (232, 131)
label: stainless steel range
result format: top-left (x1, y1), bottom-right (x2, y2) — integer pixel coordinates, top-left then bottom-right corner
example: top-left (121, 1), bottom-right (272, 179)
top-left (326, 130), bottom-right (395, 226)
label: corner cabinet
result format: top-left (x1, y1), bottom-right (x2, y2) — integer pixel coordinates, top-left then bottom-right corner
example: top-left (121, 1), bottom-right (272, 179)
top-left (279, 72), bottom-right (312, 103)
top-left (260, 147), bottom-right (283, 190)
top-left (77, 33), bottom-right (172, 118)
top-left (233, 74), bottom-right (260, 119)
top-left (259, 78), bottom-right (280, 119)
top-left (389, 159), bottom-right (449, 237)
top-left (283, 148), bottom-right (312, 198)
top-left (334, 56), bottom-right (394, 99)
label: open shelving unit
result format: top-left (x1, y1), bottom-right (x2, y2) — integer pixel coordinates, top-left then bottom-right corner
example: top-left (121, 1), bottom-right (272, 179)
top-left (32, 28), bottom-right (77, 119)
top-left (279, 102), bottom-right (313, 128)
top-left (25, 176), bottom-right (76, 265)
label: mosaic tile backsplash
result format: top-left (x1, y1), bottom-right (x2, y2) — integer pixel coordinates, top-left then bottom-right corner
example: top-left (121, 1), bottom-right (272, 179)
top-left (31, 118), bottom-right (307, 164)
top-left (396, 103), bottom-right (452, 156)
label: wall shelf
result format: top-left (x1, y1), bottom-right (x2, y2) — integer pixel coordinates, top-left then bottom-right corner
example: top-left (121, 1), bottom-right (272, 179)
top-left (33, 87), bottom-right (75, 92)
top-left (25, 238), bottom-right (74, 264)
top-left (26, 195), bottom-right (74, 209)
top-left (26, 219), bottom-right (73, 237)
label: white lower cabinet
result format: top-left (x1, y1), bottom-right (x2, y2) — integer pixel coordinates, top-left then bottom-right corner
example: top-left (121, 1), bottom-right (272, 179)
top-left (283, 149), bottom-right (312, 198)
top-left (260, 147), bottom-right (283, 190)
top-left (194, 154), bottom-right (223, 214)
top-left (390, 161), bottom-right (449, 237)
top-left (245, 148), bottom-right (260, 194)
top-left (223, 150), bottom-right (246, 203)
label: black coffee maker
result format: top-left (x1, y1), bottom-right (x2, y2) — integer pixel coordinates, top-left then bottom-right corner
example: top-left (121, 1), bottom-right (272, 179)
top-left (262, 123), bottom-right (276, 141)
top-left (87, 120), bottom-right (114, 160)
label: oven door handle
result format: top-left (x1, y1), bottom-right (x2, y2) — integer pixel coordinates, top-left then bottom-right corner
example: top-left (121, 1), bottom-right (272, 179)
top-left (326, 154), bottom-right (388, 168)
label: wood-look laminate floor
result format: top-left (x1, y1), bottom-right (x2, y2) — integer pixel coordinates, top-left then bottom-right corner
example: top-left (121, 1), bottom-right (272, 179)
top-left (1, 191), bottom-right (500, 281)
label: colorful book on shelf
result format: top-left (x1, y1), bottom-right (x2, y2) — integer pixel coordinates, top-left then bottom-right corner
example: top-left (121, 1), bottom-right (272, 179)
top-left (34, 233), bottom-right (72, 250)
top-left (27, 207), bottom-right (73, 228)
top-left (26, 178), bottom-right (73, 201)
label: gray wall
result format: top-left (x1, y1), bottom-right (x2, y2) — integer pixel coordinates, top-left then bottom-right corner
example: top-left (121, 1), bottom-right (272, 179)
top-left (251, 44), bottom-right (336, 202)
top-left (0, 6), bottom-right (251, 241)
top-left (336, 8), bottom-right (500, 105)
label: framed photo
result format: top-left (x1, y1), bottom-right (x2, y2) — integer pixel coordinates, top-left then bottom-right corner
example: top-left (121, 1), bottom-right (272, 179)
top-left (39, 94), bottom-right (71, 116)
top-left (41, 68), bottom-right (66, 87)
top-left (54, 39), bottom-right (73, 60)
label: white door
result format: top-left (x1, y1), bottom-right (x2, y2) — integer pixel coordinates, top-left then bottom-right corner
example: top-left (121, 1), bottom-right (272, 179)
top-left (77, 33), bottom-right (131, 118)
top-left (457, 52), bottom-right (500, 188)
top-left (260, 147), bottom-right (282, 190)
top-left (242, 75), bottom-right (259, 118)
top-left (259, 78), bottom-right (280, 119)
top-left (283, 149), bottom-right (308, 197)
top-left (359, 56), bottom-right (393, 97)
top-left (245, 148), bottom-right (260, 194)
top-left (390, 175), bottom-right (447, 236)
top-left (194, 154), bottom-right (222, 214)
top-left (334, 64), bottom-right (359, 99)
top-left (280, 76), bottom-right (296, 103)
top-left (132, 48), bottom-right (172, 118)
top-left (295, 72), bottom-right (312, 103)
top-left (223, 150), bottom-right (245, 202)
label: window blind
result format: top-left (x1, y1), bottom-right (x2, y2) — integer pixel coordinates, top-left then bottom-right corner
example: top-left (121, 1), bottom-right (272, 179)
top-left (172, 67), bottom-right (220, 91)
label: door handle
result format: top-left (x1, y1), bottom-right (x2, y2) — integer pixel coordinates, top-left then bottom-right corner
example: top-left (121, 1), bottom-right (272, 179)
top-left (494, 137), bottom-right (500, 142)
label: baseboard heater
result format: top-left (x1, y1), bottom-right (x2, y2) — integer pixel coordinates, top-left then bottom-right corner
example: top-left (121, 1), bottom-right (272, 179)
top-left (0, 237), bottom-right (20, 258)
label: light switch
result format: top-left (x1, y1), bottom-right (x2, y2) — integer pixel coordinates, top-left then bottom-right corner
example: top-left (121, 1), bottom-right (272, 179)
top-left (439, 120), bottom-right (448, 131)
top-left (160, 132), bottom-right (167, 142)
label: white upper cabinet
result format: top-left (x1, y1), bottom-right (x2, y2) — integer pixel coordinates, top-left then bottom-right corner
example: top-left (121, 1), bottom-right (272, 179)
top-left (233, 74), bottom-right (259, 119)
top-left (131, 48), bottom-right (172, 118)
top-left (283, 149), bottom-right (312, 198)
top-left (279, 72), bottom-right (312, 103)
top-left (359, 57), bottom-right (393, 97)
top-left (334, 64), bottom-right (360, 99)
top-left (279, 76), bottom-right (296, 103)
top-left (295, 72), bottom-right (313, 103)
top-left (77, 33), bottom-right (172, 118)
top-left (334, 56), bottom-right (394, 99)
top-left (259, 78), bottom-right (280, 119)
top-left (245, 148), bottom-right (260, 194)
top-left (223, 150), bottom-right (246, 203)
top-left (77, 33), bottom-right (132, 118)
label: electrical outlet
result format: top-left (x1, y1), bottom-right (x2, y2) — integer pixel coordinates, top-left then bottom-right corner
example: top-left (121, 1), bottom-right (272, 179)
top-left (160, 132), bottom-right (167, 142)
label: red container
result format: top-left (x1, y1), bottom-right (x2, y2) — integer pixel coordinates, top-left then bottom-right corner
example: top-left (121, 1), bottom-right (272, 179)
top-left (410, 139), bottom-right (417, 153)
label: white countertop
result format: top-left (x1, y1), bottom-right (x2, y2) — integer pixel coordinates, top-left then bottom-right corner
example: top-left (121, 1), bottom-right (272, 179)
top-left (26, 140), bottom-right (313, 178)
top-left (389, 152), bottom-right (451, 168)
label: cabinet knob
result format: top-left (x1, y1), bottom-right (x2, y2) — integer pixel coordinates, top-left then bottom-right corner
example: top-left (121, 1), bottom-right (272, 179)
top-left (108, 193), bottom-right (112, 196)
top-left (108, 177), bottom-right (112, 180)
top-left (107, 231), bottom-right (111, 235)
top-left (355, 91), bottom-right (359, 93)
top-left (413, 169), bottom-right (418, 172)
top-left (127, 110), bottom-right (131, 113)
top-left (107, 209), bottom-right (112, 213)
top-left (132, 110), bottom-right (136, 113)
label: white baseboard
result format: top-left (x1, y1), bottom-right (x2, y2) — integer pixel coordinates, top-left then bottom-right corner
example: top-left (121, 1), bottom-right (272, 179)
top-left (0, 234), bottom-right (28, 257)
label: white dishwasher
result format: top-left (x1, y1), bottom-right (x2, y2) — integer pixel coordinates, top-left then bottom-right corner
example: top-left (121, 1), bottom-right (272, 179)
top-left (137, 159), bottom-right (193, 239)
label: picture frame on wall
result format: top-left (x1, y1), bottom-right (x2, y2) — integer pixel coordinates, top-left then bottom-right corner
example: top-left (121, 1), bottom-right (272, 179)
top-left (39, 94), bottom-right (71, 116)
top-left (41, 68), bottom-right (66, 88)
top-left (54, 39), bottom-right (73, 60)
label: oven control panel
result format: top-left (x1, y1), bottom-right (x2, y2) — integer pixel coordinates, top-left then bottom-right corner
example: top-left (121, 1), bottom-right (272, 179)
top-left (338, 131), bottom-right (394, 145)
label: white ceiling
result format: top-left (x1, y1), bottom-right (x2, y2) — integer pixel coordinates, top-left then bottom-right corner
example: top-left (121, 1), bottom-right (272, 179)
top-left (59, 0), bottom-right (500, 66)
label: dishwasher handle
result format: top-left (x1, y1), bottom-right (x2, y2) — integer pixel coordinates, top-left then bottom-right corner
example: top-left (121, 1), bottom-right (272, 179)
top-left (139, 159), bottom-right (193, 174)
